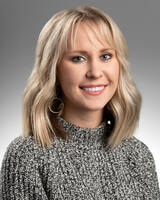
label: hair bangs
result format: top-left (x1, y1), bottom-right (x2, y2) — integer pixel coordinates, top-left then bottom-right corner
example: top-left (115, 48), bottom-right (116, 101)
top-left (64, 19), bottom-right (116, 53)
top-left (87, 20), bottom-right (116, 51)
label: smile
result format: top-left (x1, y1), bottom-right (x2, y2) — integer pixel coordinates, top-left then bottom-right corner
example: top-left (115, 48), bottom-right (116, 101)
top-left (82, 86), bottom-right (105, 91)
top-left (80, 85), bottom-right (106, 96)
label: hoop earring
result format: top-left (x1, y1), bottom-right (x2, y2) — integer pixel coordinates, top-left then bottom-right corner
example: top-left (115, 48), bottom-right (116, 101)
top-left (49, 97), bottom-right (64, 116)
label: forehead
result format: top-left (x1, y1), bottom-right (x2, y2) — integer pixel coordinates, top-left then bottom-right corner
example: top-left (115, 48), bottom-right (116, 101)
top-left (66, 21), bottom-right (115, 52)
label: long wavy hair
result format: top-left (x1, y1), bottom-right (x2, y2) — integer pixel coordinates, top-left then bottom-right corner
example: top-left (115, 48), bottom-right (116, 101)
top-left (22, 6), bottom-right (142, 148)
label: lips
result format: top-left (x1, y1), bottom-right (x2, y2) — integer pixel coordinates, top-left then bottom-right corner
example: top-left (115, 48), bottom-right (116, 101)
top-left (80, 85), bottom-right (106, 95)
top-left (80, 84), bottom-right (107, 89)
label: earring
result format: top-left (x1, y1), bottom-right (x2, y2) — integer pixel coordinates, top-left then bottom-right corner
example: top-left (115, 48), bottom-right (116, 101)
top-left (49, 97), bottom-right (64, 116)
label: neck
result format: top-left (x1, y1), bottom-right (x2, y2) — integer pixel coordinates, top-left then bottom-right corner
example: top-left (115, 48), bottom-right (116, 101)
top-left (61, 106), bottom-right (104, 129)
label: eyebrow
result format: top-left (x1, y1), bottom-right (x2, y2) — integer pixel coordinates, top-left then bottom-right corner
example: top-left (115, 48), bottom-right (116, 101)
top-left (67, 48), bottom-right (115, 55)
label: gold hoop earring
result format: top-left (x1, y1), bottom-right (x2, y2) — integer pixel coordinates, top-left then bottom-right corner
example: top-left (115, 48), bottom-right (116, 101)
top-left (49, 97), bottom-right (64, 116)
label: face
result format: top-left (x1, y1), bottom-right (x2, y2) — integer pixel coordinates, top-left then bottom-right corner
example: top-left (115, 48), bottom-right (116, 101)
top-left (57, 22), bottom-right (119, 116)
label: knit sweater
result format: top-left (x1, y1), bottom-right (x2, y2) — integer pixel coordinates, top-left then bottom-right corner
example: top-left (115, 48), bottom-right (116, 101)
top-left (0, 116), bottom-right (160, 200)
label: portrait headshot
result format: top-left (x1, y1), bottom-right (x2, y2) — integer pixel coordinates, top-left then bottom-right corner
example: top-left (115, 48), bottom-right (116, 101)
top-left (0, 0), bottom-right (160, 199)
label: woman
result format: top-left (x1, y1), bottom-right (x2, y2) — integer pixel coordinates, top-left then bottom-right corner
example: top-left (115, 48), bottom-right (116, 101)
top-left (0, 6), bottom-right (159, 199)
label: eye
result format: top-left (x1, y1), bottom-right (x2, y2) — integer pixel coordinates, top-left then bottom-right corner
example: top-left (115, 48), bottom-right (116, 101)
top-left (71, 56), bottom-right (84, 62)
top-left (100, 53), bottom-right (112, 60)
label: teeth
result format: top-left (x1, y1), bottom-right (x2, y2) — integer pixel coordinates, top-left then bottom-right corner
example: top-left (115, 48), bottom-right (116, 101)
top-left (82, 86), bottom-right (104, 91)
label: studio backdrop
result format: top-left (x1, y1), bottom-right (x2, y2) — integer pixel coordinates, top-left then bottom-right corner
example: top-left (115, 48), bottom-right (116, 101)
top-left (1, 0), bottom-right (160, 182)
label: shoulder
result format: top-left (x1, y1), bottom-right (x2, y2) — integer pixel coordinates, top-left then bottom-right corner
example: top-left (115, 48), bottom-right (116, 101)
top-left (1, 136), bottom-right (48, 171)
top-left (1, 136), bottom-right (35, 164)
top-left (0, 136), bottom-right (52, 185)
top-left (1, 135), bottom-right (60, 168)
top-left (120, 136), bottom-right (156, 166)
top-left (6, 135), bottom-right (35, 149)
top-left (121, 136), bottom-right (152, 153)
top-left (0, 137), bottom-right (53, 198)
top-left (3, 135), bottom-right (37, 158)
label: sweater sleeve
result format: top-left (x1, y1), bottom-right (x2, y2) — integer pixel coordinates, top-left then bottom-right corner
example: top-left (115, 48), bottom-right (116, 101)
top-left (127, 137), bottom-right (160, 199)
top-left (0, 136), bottom-right (49, 200)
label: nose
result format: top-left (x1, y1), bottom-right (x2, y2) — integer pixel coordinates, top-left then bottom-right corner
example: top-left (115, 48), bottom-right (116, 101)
top-left (86, 59), bottom-right (103, 79)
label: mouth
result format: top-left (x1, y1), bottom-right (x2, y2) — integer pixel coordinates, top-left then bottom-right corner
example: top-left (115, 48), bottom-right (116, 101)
top-left (79, 85), bottom-right (107, 95)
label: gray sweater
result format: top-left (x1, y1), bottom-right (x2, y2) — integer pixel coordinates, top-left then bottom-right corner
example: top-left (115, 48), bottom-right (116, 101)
top-left (0, 116), bottom-right (160, 199)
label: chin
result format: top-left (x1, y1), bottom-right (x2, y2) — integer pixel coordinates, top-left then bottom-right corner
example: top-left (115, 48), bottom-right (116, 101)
top-left (84, 105), bottom-right (106, 112)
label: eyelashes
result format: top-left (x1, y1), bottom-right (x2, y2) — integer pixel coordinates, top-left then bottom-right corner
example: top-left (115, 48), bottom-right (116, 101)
top-left (100, 54), bottom-right (112, 60)
top-left (71, 53), bottom-right (113, 63)
top-left (72, 56), bottom-right (85, 62)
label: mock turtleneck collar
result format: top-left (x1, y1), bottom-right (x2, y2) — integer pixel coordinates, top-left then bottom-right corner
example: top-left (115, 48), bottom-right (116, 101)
top-left (56, 115), bottom-right (108, 145)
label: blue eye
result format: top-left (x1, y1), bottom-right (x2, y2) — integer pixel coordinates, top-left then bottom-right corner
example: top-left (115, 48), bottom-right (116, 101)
top-left (101, 54), bottom-right (112, 60)
top-left (72, 56), bottom-right (84, 62)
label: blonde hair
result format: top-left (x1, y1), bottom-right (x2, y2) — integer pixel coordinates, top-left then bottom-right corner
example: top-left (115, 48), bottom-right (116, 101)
top-left (22, 6), bottom-right (142, 148)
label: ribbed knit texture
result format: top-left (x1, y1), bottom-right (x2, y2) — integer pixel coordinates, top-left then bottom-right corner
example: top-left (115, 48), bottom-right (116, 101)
top-left (0, 116), bottom-right (160, 199)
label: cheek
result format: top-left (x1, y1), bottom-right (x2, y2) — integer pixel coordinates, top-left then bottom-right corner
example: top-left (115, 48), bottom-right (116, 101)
top-left (113, 64), bottom-right (120, 82)
top-left (107, 61), bottom-right (120, 83)
top-left (57, 64), bottom-right (82, 88)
